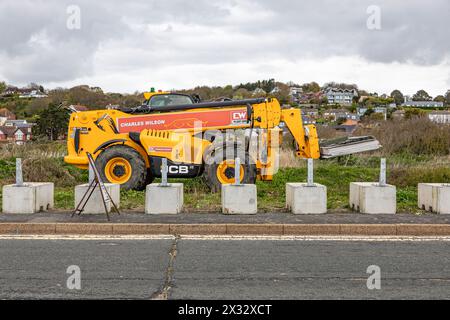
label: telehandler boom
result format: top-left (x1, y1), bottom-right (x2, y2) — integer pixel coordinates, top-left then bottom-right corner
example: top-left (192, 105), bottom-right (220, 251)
top-left (65, 91), bottom-right (380, 191)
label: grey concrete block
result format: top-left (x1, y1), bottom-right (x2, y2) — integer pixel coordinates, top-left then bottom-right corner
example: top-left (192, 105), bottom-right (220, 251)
top-left (75, 183), bottom-right (120, 214)
top-left (286, 183), bottom-right (327, 214)
top-left (222, 184), bottom-right (257, 215)
top-left (145, 183), bottom-right (183, 214)
top-left (2, 182), bottom-right (54, 214)
top-left (350, 182), bottom-right (396, 214)
top-left (418, 183), bottom-right (450, 214)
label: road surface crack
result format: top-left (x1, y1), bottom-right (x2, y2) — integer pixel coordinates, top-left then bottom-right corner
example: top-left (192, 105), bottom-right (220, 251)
top-left (151, 235), bottom-right (179, 300)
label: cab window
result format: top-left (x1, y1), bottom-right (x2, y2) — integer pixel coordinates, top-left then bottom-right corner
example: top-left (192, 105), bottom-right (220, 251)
top-left (148, 94), bottom-right (193, 107)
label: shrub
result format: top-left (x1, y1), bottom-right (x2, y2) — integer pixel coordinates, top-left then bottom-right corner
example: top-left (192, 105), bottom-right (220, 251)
top-left (355, 117), bottom-right (450, 156)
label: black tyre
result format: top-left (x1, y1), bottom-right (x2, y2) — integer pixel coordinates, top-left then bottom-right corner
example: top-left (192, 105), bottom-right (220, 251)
top-left (204, 145), bottom-right (257, 192)
top-left (95, 145), bottom-right (148, 191)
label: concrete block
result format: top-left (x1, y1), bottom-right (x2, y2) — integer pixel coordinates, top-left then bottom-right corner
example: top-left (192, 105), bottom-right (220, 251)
top-left (286, 183), bottom-right (327, 214)
top-left (145, 183), bottom-right (183, 214)
top-left (2, 183), bottom-right (54, 214)
top-left (350, 182), bottom-right (396, 214)
top-left (222, 184), bottom-right (257, 215)
top-left (418, 183), bottom-right (450, 214)
top-left (74, 183), bottom-right (120, 214)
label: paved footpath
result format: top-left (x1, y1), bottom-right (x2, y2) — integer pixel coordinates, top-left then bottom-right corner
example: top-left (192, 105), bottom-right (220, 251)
top-left (0, 236), bottom-right (449, 299)
top-left (1, 211), bottom-right (449, 225)
top-left (1, 212), bottom-right (450, 236)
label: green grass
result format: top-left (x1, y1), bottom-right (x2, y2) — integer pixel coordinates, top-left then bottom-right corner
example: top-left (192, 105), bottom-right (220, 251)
top-left (1, 152), bottom-right (450, 213)
top-left (256, 165), bottom-right (380, 212)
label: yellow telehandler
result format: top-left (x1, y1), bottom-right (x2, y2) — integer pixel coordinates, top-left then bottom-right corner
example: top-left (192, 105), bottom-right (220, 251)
top-left (65, 90), bottom-right (380, 191)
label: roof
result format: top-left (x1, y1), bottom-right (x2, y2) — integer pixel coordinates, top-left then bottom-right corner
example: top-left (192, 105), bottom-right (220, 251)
top-left (402, 101), bottom-right (444, 106)
top-left (325, 87), bottom-right (358, 94)
top-left (69, 105), bottom-right (89, 112)
top-left (334, 124), bottom-right (357, 133)
top-left (15, 123), bottom-right (33, 128)
top-left (0, 126), bottom-right (16, 136)
top-left (15, 127), bottom-right (29, 134)
top-left (0, 108), bottom-right (15, 117)
top-left (324, 109), bottom-right (349, 113)
top-left (429, 111), bottom-right (450, 115)
top-left (342, 119), bottom-right (359, 126)
top-left (5, 120), bottom-right (27, 125)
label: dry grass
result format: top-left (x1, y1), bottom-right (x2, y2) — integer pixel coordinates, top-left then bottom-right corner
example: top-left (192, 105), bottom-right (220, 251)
top-left (317, 125), bottom-right (347, 140)
top-left (0, 141), bottom-right (67, 160)
top-left (355, 117), bottom-right (450, 156)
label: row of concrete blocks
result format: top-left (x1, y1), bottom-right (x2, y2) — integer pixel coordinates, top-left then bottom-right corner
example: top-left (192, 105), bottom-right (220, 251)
top-left (2, 182), bottom-right (450, 214)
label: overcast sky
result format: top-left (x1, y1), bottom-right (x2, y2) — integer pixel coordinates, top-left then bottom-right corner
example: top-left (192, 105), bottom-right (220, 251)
top-left (0, 0), bottom-right (449, 96)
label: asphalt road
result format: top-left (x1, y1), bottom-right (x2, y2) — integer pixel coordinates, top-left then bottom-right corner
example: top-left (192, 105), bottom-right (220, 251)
top-left (0, 237), bottom-right (449, 299)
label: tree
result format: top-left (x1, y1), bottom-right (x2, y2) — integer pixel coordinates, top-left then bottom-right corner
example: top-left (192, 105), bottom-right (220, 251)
top-left (434, 95), bottom-right (446, 103)
top-left (412, 90), bottom-right (432, 101)
top-left (445, 90), bottom-right (450, 105)
top-left (301, 82), bottom-right (321, 93)
top-left (336, 117), bottom-right (347, 125)
top-left (0, 81), bottom-right (6, 93)
top-left (236, 79), bottom-right (276, 93)
top-left (405, 108), bottom-right (427, 119)
top-left (233, 88), bottom-right (251, 100)
top-left (390, 89), bottom-right (404, 106)
top-left (34, 103), bottom-right (69, 140)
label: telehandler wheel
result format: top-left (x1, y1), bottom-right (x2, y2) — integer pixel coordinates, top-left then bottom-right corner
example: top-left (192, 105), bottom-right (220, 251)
top-left (204, 148), bottom-right (256, 192)
top-left (95, 145), bottom-right (148, 191)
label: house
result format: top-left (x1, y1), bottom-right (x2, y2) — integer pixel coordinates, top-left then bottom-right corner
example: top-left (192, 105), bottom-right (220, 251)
top-left (289, 87), bottom-right (303, 103)
top-left (388, 103), bottom-right (397, 109)
top-left (373, 107), bottom-right (387, 120)
top-left (298, 92), bottom-right (323, 104)
top-left (301, 108), bottom-right (319, 118)
top-left (357, 107), bottom-right (368, 116)
top-left (357, 106), bottom-right (387, 120)
top-left (428, 111), bottom-right (450, 124)
top-left (90, 86), bottom-right (103, 93)
top-left (302, 115), bottom-right (316, 125)
top-left (0, 86), bottom-right (19, 97)
top-left (324, 87), bottom-right (358, 106)
top-left (270, 87), bottom-right (281, 94)
top-left (5, 119), bottom-right (27, 127)
top-left (298, 103), bottom-right (319, 109)
top-left (0, 124), bottom-right (33, 144)
top-left (323, 109), bottom-right (359, 122)
top-left (252, 88), bottom-right (266, 96)
top-left (0, 108), bottom-right (16, 120)
top-left (0, 119), bottom-right (33, 144)
top-left (14, 126), bottom-right (32, 144)
top-left (19, 90), bottom-right (48, 99)
top-left (402, 101), bottom-right (444, 108)
top-left (0, 126), bottom-right (16, 142)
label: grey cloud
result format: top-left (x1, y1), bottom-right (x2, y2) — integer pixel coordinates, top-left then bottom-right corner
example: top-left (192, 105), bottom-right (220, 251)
top-left (0, 0), bottom-right (448, 85)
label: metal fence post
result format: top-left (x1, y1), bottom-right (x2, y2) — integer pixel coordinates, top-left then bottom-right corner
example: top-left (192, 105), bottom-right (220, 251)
top-left (307, 158), bottom-right (314, 187)
top-left (234, 158), bottom-right (241, 186)
top-left (16, 158), bottom-right (23, 187)
top-left (160, 158), bottom-right (169, 187)
top-left (15, 158), bottom-right (23, 186)
top-left (379, 158), bottom-right (386, 187)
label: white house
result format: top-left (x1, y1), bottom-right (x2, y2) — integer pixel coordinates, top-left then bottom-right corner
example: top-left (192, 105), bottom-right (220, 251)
top-left (428, 111), bottom-right (450, 124)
